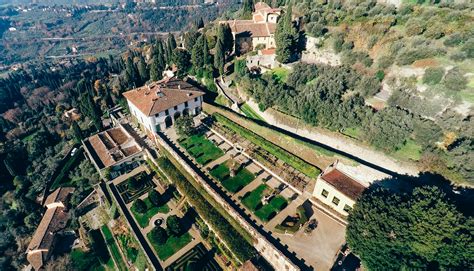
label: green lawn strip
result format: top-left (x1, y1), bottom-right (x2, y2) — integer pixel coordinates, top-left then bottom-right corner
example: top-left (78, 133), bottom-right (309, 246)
top-left (180, 133), bottom-right (224, 165)
top-left (222, 167), bottom-right (255, 193)
top-left (148, 157), bottom-right (255, 262)
top-left (214, 113), bottom-right (321, 178)
top-left (50, 148), bottom-right (84, 190)
top-left (131, 197), bottom-right (170, 228)
top-left (101, 225), bottom-right (127, 271)
top-left (209, 162), bottom-right (230, 181)
top-left (71, 248), bottom-right (106, 271)
top-left (393, 138), bottom-right (422, 161)
top-left (147, 231), bottom-right (192, 261)
top-left (269, 67), bottom-right (289, 83)
top-left (240, 103), bottom-right (265, 122)
top-left (241, 184), bottom-right (268, 211)
top-left (254, 195), bottom-right (288, 222)
top-left (342, 127), bottom-right (362, 139)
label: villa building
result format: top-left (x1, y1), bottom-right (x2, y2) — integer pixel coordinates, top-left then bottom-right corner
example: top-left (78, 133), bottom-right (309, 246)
top-left (123, 77), bottom-right (205, 138)
top-left (26, 188), bottom-right (74, 270)
top-left (82, 124), bottom-right (144, 178)
top-left (313, 162), bottom-right (367, 216)
top-left (222, 2), bottom-right (281, 55)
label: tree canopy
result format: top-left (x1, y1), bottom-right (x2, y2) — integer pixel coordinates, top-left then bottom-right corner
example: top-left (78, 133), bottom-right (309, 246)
top-left (347, 185), bottom-right (474, 270)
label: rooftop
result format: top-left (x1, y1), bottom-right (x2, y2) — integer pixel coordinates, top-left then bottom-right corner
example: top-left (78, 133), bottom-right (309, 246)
top-left (320, 168), bottom-right (366, 200)
top-left (229, 20), bottom-right (277, 37)
top-left (43, 187), bottom-right (75, 207)
top-left (123, 77), bottom-right (205, 117)
top-left (83, 125), bottom-right (142, 169)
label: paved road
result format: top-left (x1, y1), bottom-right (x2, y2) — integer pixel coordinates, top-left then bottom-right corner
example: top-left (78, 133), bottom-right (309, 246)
top-left (108, 183), bottom-right (163, 271)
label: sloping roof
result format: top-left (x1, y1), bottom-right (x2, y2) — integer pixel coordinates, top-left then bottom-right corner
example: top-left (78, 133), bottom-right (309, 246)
top-left (43, 187), bottom-right (74, 207)
top-left (83, 125), bottom-right (142, 169)
top-left (255, 1), bottom-right (271, 11)
top-left (320, 168), bottom-right (366, 200)
top-left (123, 77), bottom-right (205, 117)
top-left (230, 21), bottom-right (277, 37)
top-left (27, 207), bottom-right (69, 270)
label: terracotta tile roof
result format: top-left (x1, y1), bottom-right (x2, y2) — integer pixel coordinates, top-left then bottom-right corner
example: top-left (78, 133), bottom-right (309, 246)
top-left (27, 206), bottom-right (69, 270)
top-left (261, 48), bottom-right (276, 55)
top-left (253, 14), bottom-right (264, 23)
top-left (320, 168), bottom-right (366, 200)
top-left (84, 126), bottom-right (142, 169)
top-left (43, 187), bottom-right (74, 207)
top-left (123, 77), bottom-right (204, 117)
top-left (230, 21), bottom-right (277, 37)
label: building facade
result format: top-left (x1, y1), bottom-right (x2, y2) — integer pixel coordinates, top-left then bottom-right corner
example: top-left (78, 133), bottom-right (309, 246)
top-left (123, 77), bottom-right (204, 137)
top-left (312, 162), bottom-right (367, 216)
top-left (222, 2), bottom-right (281, 55)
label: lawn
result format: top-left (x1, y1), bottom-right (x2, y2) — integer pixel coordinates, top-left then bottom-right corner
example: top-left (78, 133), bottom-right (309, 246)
top-left (180, 133), bottom-right (225, 165)
top-left (50, 148), bottom-right (85, 190)
top-left (209, 160), bottom-right (256, 193)
top-left (342, 127), bottom-right (363, 139)
top-left (393, 139), bottom-right (422, 161)
top-left (214, 113), bottom-right (321, 178)
top-left (71, 248), bottom-right (107, 271)
top-left (269, 67), bottom-right (289, 83)
top-left (241, 184), bottom-right (268, 211)
top-left (147, 231), bottom-right (193, 261)
top-left (101, 225), bottom-right (127, 271)
top-left (131, 197), bottom-right (170, 228)
top-left (254, 195), bottom-right (288, 222)
top-left (240, 103), bottom-right (265, 122)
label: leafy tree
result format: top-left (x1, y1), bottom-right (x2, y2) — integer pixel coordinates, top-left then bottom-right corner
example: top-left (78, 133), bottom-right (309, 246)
top-left (214, 39), bottom-right (225, 76)
top-left (443, 68), bottom-right (467, 91)
top-left (235, 59), bottom-right (249, 78)
top-left (172, 49), bottom-right (191, 78)
top-left (333, 33), bottom-right (345, 53)
top-left (166, 33), bottom-right (177, 65)
top-left (275, 5), bottom-right (298, 63)
top-left (461, 38), bottom-right (474, 58)
top-left (166, 215), bottom-right (182, 236)
top-left (423, 67), bottom-right (444, 85)
top-left (175, 115), bottom-right (195, 137)
top-left (71, 121), bottom-right (82, 144)
top-left (133, 199), bottom-right (147, 214)
top-left (347, 186), bottom-right (474, 270)
top-left (149, 190), bottom-right (162, 207)
top-left (150, 226), bottom-right (168, 245)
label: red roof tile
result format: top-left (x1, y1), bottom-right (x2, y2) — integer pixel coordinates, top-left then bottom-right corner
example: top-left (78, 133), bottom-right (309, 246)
top-left (320, 168), bottom-right (366, 200)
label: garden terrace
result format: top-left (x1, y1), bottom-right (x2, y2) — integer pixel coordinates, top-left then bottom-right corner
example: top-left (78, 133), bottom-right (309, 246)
top-left (208, 114), bottom-right (320, 191)
top-left (166, 243), bottom-right (222, 271)
top-left (209, 159), bottom-right (256, 193)
top-left (116, 172), bottom-right (156, 204)
top-left (147, 228), bottom-right (192, 261)
top-left (179, 131), bottom-right (225, 165)
top-left (101, 225), bottom-right (127, 271)
top-left (254, 194), bottom-right (288, 222)
top-left (131, 195), bottom-right (170, 228)
top-left (241, 184), bottom-right (268, 211)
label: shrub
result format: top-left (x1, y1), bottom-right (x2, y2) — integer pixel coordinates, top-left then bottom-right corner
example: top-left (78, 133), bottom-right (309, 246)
top-left (461, 39), bottom-right (474, 58)
top-left (342, 41), bottom-right (354, 51)
top-left (306, 22), bottom-right (327, 37)
top-left (149, 190), bottom-right (162, 206)
top-left (333, 33), bottom-right (344, 53)
top-left (422, 67), bottom-right (444, 85)
top-left (443, 33), bottom-right (466, 47)
top-left (449, 51), bottom-right (467, 62)
top-left (405, 18), bottom-right (426, 36)
top-left (166, 215), bottom-right (182, 236)
top-left (375, 70), bottom-right (385, 81)
top-left (133, 199), bottom-right (147, 214)
top-left (396, 48), bottom-right (445, 66)
top-left (443, 68), bottom-right (467, 91)
top-left (377, 55), bottom-right (395, 69)
top-left (128, 177), bottom-right (143, 191)
top-left (367, 35), bottom-right (378, 49)
top-left (150, 226), bottom-right (168, 245)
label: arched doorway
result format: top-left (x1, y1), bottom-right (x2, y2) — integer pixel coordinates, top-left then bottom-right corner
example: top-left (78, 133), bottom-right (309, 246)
top-left (173, 111), bottom-right (181, 121)
top-left (182, 108), bottom-right (190, 116)
top-left (164, 116), bottom-right (172, 128)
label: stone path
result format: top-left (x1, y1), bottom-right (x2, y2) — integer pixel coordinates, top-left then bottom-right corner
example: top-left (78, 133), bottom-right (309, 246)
top-left (265, 196), bottom-right (306, 230)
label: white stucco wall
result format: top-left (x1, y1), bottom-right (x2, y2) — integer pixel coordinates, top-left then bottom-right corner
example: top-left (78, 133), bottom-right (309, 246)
top-left (313, 178), bottom-right (356, 216)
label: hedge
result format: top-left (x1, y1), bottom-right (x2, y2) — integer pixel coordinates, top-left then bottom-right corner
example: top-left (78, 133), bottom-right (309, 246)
top-left (148, 157), bottom-right (255, 262)
top-left (213, 113), bottom-right (321, 178)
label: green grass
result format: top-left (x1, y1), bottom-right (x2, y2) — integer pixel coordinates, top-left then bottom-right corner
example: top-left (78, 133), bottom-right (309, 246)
top-left (240, 103), bottom-right (265, 122)
top-left (147, 231), bottom-right (192, 261)
top-left (180, 133), bottom-right (225, 165)
top-left (131, 197), bottom-right (170, 228)
top-left (393, 139), bottom-right (422, 161)
top-left (210, 160), bottom-right (256, 193)
top-left (269, 67), bottom-right (289, 83)
top-left (342, 127), bottom-right (362, 139)
top-left (71, 248), bottom-right (106, 271)
top-left (241, 184), bottom-right (268, 211)
top-left (254, 195), bottom-right (288, 222)
top-left (50, 148), bottom-right (85, 190)
top-left (214, 113), bottom-right (321, 178)
top-left (274, 205), bottom-right (308, 234)
top-left (101, 225), bottom-right (127, 271)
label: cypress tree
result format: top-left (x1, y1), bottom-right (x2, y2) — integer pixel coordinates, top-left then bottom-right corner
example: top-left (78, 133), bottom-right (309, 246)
top-left (275, 5), bottom-right (298, 63)
top-left (222, 23), bottom-right (234, 54)
top-left (137, 55), bottom-right (149, 84)
top-left (203, 35), bottom-right (211, 66)
top-left (214, 39), bottom-right (225, 76)
top-left (191, 35), bottom-right (205, 74)
top-left (150, 56), bottom-right (162, 81)
top-left (242, 0), bottom-right (254, 18)
top-left (166, 33), bottom-right (177, 65)
top-left (125, 56), bottom-right (139, 88)
top-left (71, 120), bottom-right (82, 144)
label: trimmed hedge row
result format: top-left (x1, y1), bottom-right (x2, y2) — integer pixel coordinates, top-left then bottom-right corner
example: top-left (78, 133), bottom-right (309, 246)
top-left (148, 158), bottom-right (255, 262)
top-left (213, 113), bottom-right (321, 178)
